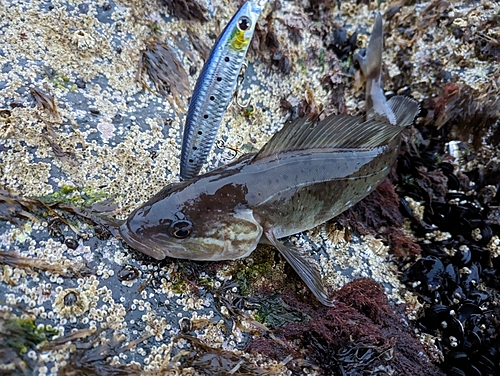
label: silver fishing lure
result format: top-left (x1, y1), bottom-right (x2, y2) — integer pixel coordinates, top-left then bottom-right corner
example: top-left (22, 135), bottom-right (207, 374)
top-left (180, 1), bottom-right (262, 180)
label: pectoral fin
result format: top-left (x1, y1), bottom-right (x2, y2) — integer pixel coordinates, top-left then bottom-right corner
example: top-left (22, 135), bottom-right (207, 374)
top-left (264, 228), bottom-right (335, 307)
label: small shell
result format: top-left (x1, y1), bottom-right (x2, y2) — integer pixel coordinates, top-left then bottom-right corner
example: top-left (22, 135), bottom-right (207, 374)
top-left (53, 288), bottom-right (89, 318)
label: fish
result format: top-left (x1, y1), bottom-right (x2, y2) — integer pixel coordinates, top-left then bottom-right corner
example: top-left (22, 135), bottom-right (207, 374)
top-left (354, 13), bottom-right (397, 125)
top-left (120, 95), bottom-right (420, 306)
top-left (180, 1), bottom-right (262, 180)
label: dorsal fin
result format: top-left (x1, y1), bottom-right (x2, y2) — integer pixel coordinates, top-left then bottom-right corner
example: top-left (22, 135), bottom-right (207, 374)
top-left (367, 95), bottom-right (420, 127)
top-left (388, 95), bottom-right (420, 127)
top-left (254, 113), bottom-right (403, 160)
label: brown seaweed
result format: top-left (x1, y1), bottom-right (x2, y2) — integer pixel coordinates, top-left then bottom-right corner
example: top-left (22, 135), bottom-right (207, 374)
top-left (248, 279), bottom-right (445, 375)
top-left (59, 331), bottom-right (146, 375)
top-left (41, 124), bottom-right (77, 165)
top-left (160, 0), bottom-right (207, 22)
top-left (29, 87), bottom-right (58, 116)
top-left (429, 83), bottom-right (500, 150)
top-left (137, 38), bottom-right (190, 110)
top-left (0, 252), bottom-right (92, 278)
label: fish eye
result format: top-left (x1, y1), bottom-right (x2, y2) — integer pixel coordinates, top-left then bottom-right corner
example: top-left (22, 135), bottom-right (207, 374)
top-left (170, 220), bottom-right (193, 239)
top-left (237, 16), bottom-right (251, 31)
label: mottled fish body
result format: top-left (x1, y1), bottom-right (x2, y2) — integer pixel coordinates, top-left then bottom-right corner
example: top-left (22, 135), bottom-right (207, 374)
top-left (354, 13), bottom-right (397, 125)
top-left (120, 96), bottom-right (420, 306)
top-left (180, 1), bottom-right (262, 180)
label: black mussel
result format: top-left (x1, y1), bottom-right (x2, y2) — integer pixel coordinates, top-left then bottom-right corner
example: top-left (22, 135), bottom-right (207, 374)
top-left (461, 263), bottom-right (480, 294)
top-left (447, 191), bottom-right (467, 201)
top-left (118, 265), bottom-right (140, 282)
top-left (424, 244), bottom-right (449, 258)
top-left (432, 290), bottom-right (442, 304)
top-left (452, 246), bottom-right (472, 266)
top-left (410, 155), bottom-right (427, 169)
top-left (432, 201), bottom-right (451, 216)
top-left (465, 364), bottom-right (482, 376)
top-left (426, 201), bottom-right (451, 228)
top-left (420, 304), bottom-right (449, 331)
top-left (464, 168), bottom-right (484, 189)
top-left (447, 366), bottom-right (467, 376)
top-left (450, 286), bottom-right (466, 305)
top-left (478, 185), bottom-right (497, 205)
top-left (468, 290), bottom-right (489, 306)
top-left (475, 354), bottom-right (496, 374)
top-left (447, 173), bottom-right (461, 190)
top-left (442, 316), bottom-right (464, 348)
top-left (406, 256), bottom-right (445, 293)
top-left (397, 154), bottom-right (413, 174)
top-left (463, 330), bottom-right (481, 350)
top-left (457, 303), bottom-right (482, 323)
top-left (471, 224), bottom-right (493, 246)
top-left (445, 263), bottom-right (458, 284)
top-left (447, 351), bottom-right (468, 362)
top-left (399, 197), bottom-right (415, 218)
top-left (65, 237), bottom-right (79, 250)
top-left (439, 162), bottom-right (455, 175)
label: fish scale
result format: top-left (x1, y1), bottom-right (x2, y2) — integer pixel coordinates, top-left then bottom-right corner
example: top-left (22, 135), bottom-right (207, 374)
top-left (180, 1), bottom-right (262, 180)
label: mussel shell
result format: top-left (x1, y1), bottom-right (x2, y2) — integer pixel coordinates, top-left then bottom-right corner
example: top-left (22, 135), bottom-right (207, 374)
top-left (461, 264), bottom-right (480, 294)
top-left (420, 304), bottom-right (449, 331)
top-left (442, 316), bottom-right (464, 347)
top-left (447, 191), bottom-right (467, 201)
top-left (457, 303), bottom-right (482, 322)
top-left (473, 224), bottom-right (493, 246)
top-left (452, 247), bottom-right (472, 266)
top-left (475, 354), bottom-right (496, 374)
top-left (462, 330), bottom-right (481, 350)
top-left (407, 256), bottom-right (445, 292)
top-left (468, 290), bottom-right (490, 306)
top-left (439, 162), bottom-right (455, 175)
top-left (399, 197), bottom-right (415, 218)
top-left (445, 263), bottom-right (458, 283)
top-left (447, 367), bottom-right (467, 376)
top-left (397, 154), bottom-right (413, 174)
top-left (446, 173), bottom-right (461, 190)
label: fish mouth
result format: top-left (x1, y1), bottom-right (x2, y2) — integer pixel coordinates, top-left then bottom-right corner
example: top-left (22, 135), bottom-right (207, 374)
top-left (119, 222), bottom-right (172, 260)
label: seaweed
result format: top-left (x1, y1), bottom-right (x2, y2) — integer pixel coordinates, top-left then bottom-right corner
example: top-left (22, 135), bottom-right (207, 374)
top-left (0, 251), bottom-right (92, 278)
top-left (29, 87), bottom-right (58, 116)
top-left (59, 330), bottom-right (145, 375)
top-left (0, 312), bottom-right (58, 374)
top-left (41, 124), bottom-right (77, 165)
top-left (173, 335), bottom-right (287, 375)
top-left (0, 187), bottom-right (121, 239)
top-left (428, 83), bottom-right (500, 150)
top-left (253, 295), bottom-right (308, 329)
top-left (160, 0), bottom-right (207, 22)
top-left (248, 279), bottom-right (445, 376)
top-left (137, 38), bottom-right (190, 110)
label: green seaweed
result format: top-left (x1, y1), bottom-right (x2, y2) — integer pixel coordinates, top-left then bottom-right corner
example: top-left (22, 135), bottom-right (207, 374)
top-left (253, 296), bottom-right (308, 329)
top-left (43, 67), bottom-right (77, 92)
top-left (236, 255), bottom-right (275, 296)
top-left (2, 317), bottom-right (58, 354)
top-left (36, 185), bottom-right (111, 208)
top-left (171, 279), bottom-right (187, 295)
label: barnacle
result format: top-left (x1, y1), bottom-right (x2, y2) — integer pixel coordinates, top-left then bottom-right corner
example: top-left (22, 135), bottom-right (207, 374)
top-left (53, 288), bottom-right (89, 318)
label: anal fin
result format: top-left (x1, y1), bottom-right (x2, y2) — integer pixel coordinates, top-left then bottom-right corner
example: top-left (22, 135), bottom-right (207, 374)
top-left (264, 229), bottom-right (335, 307)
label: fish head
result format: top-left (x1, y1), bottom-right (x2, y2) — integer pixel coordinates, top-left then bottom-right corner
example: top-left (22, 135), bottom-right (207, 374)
top-left (119, 180), bottom-right (263, 261)
top-left (228, 1), bottom-right (262, 51)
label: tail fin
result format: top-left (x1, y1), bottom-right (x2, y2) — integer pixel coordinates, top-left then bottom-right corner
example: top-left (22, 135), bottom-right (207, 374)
top-left (354, 13), bottom-right (398, 124)
top-left (386, 95), bottom-right (420, 127)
